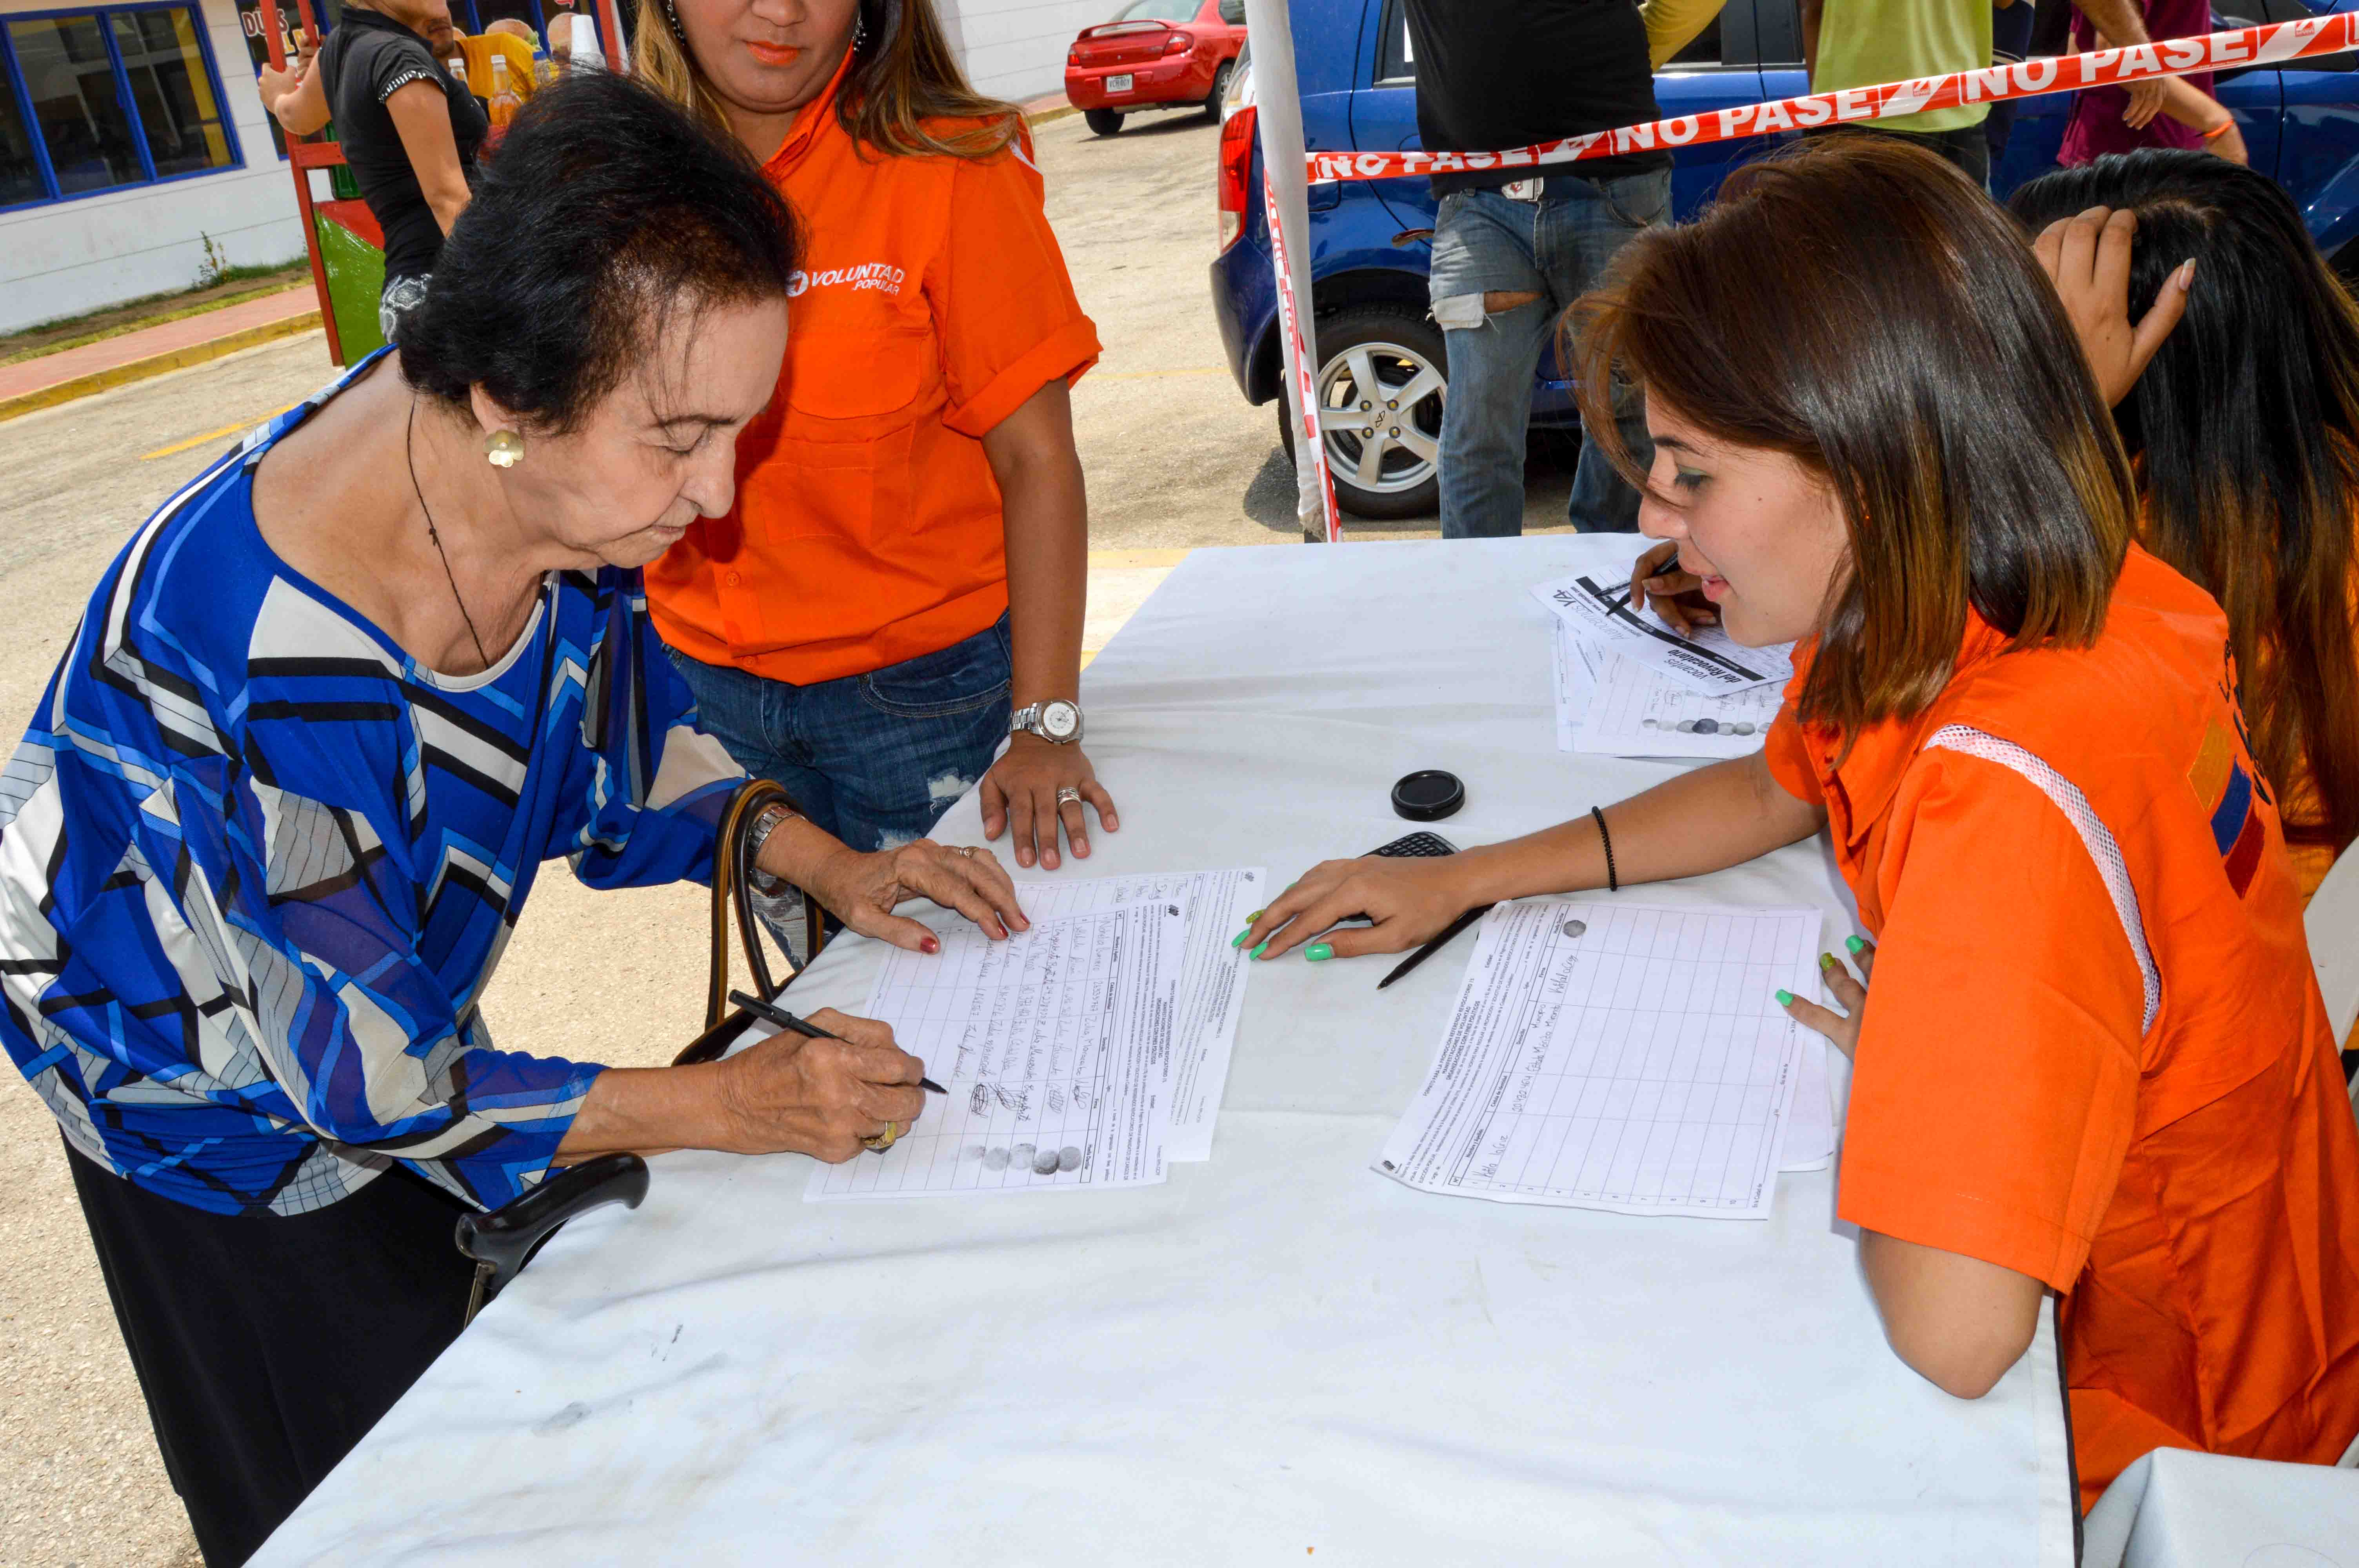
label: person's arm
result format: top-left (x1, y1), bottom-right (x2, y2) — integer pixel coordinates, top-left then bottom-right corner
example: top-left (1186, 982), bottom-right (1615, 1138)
top-left (2074, 0), bottom-right (2171, 123)
top-left (385, 78), bottom-right (471, 235)
top-left (554, 1006), bottom-right (930, 1165)
top-left (265, 64), bottom-right (332, 136)
top-left (2151, 76), bottom-right (2246, 162)
top-left (976, 379), bottom-right (1116, 872)
top-left (1640, 0), bottom-right (1727, 69)
top-left (558, 600), bottom-right (1031, 947)
top-left (2030, 204), bottom-right (2194, 408)
top-left (926, 131), bottom-right (1109, 873)
top-left (1861, 1233), bottom-right (2048, 1397)
top-left (257, 29), bottom-right (329, 136)
top-left (1240, 748), bottom-right (1826, 960)
top-left (1799, 0), bottom-right (1821, 82)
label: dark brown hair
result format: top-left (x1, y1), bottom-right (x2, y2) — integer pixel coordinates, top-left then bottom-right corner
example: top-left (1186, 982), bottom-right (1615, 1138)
top-left (1572, 136), bottom-right (2138, 739)
top-left (636, 0), bottom-right (1020, 162)
top-left (2012, 150), bottom-right (2359, 857)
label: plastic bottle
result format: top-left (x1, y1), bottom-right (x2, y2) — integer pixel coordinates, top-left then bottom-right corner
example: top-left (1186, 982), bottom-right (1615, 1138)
top-left (489, 51), bottom-right (522, 129)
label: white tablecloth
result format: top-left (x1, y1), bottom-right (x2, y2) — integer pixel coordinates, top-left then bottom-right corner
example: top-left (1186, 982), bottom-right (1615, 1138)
top-left (2083, 1448), bottom-right (2359, 1568)
top-left (258, 538), bottom-right (2076, 1566)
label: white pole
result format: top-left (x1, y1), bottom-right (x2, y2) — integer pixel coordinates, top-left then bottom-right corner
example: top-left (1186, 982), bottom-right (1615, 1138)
top-left (1241, 0), bottom-right (1334, 543)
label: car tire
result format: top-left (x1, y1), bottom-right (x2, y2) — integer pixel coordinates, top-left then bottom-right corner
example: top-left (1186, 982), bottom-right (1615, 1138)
top-left (1204, 60), bottom-right (1233, 116)
top-left (1085, 108), bottom-right (1125, 136)
top-left (1275, 302), bottom-right (1448, 522)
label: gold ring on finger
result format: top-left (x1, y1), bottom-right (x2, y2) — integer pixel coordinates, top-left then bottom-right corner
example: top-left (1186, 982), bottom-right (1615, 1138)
top-left (860, 1121), bottom-right (902, 1153)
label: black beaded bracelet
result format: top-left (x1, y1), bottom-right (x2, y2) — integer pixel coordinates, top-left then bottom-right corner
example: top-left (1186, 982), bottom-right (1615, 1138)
top-left (1591, 805), bottom-right (1619, 893)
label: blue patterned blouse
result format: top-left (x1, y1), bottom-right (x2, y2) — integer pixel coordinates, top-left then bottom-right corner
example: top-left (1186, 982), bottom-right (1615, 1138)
top-left (0, 361), bottom-right (744, 1215)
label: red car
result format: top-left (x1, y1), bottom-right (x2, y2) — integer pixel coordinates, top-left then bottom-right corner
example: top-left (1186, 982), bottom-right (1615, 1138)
top-left (1065, 0), bottom-right (1246, 137)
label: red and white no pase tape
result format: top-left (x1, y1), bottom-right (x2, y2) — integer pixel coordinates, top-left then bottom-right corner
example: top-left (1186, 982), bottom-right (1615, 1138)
top-left (1262, 169), bottom-right (1343, 542)
top-left (1305, 16), bottom-right (2357, 185)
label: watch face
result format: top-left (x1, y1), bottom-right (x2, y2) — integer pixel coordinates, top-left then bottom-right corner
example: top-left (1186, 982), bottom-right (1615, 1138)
top-left (1041, 701), bottom-right (1081, 740)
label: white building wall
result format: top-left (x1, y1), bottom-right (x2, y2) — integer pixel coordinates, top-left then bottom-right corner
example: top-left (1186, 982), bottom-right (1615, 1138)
top-left (0, 0), bottom-right (306, 333)
top-left (939, 0), bottom-right (1115, 104)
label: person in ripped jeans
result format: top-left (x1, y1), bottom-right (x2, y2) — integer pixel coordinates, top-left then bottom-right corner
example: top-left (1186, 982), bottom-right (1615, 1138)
top-left (1405, 0), bottom-right (1672, 538)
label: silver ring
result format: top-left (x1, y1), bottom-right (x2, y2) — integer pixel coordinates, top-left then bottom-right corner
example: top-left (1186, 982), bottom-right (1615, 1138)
top-left (1055, 787), bottom-right (1082, 807)
top-left (956, 845), bottom-right (977, 858)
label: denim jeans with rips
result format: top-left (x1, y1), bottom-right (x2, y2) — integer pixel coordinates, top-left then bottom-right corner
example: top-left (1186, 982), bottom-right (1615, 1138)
top-left (1427, 169), bottom-right (1672, 538)
top-left (666, 613), bottom-right (1013, 853)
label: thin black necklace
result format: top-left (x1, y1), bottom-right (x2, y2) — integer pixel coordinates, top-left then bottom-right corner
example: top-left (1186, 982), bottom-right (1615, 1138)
top-left (404, 396), bottom-right (494, 672)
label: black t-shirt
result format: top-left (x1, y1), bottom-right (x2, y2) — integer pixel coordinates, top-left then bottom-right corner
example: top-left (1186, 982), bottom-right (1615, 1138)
top-left (1402, 0), bottom-right (1668, 193)
top-left (318, 7), bottom-right (487, 281)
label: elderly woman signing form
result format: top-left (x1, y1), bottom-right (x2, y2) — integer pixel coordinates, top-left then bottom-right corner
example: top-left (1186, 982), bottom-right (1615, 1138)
top-left (0, 76), bottom-right (1024, 1567)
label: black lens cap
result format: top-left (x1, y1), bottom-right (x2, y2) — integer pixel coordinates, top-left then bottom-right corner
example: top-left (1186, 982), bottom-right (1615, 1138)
top-left (1391, 769), bottom-right (1465, 822)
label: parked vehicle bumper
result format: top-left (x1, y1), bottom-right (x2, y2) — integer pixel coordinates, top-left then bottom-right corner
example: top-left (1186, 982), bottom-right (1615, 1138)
top-left (1065, 51), bottom-right (1221, 111)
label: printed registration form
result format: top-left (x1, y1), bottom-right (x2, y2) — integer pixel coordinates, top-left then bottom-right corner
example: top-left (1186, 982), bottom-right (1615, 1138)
top-left (1375, 900), bottom-right (1824, 1219)
top-left (808, 896), bottom-right (1186, 1200)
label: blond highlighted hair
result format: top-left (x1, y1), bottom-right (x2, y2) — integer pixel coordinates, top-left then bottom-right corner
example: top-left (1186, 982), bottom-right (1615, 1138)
top-left (632, 0), bottom-right (1021, 160)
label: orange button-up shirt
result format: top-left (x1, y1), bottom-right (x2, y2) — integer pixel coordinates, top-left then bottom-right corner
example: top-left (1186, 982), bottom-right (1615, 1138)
top-left (1764, 546), bottom-right (2359, 1509)
top-left (646, 70), bottom-right (1101, 687)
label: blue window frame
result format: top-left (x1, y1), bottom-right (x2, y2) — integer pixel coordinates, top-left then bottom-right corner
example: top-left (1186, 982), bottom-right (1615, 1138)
top-left (0, 1), bottom-right (242, 212)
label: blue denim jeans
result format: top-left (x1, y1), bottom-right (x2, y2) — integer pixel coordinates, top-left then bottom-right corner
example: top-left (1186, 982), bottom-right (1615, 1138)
top-left (667, 615), bottom-right (1013, 853)
top-left (1427, 170), bottom-right (1672, 537)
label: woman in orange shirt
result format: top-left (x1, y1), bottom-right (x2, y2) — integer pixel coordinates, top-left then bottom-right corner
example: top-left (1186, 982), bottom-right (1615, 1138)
top-left (633, 0), bottom-right (1111, 872)
top-left (2008, 152), bottom-right (2359, 902)
top-left (1238, 138), bottom-right (2359, 1504)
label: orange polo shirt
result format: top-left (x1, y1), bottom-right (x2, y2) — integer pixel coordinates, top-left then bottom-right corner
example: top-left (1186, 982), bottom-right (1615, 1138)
top-left (1763, 546), bottom-right (2359, 1510)
top-left (645, 67), bottom-right (1101, 686)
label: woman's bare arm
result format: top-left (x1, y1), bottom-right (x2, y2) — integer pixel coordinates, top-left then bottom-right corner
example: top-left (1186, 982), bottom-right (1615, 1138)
top-left (386, 79), bottom-right (472, 235)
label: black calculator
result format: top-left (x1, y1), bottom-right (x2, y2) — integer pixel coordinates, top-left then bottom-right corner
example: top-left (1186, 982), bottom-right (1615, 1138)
top-left (1372, 830), bottom-right (1458, 859)
top-left (1330, 832), bottom-right (1459, 926)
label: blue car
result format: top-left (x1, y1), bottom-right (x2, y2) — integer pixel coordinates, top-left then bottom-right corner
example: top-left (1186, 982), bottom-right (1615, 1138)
top-left (1210, 0), bottom-right (2359, 519)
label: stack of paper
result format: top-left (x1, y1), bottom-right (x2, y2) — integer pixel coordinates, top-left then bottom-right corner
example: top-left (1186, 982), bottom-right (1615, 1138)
top-left (1533, 567), bottom-right (1794, 760)
top-left (807, 868), bottom-right (1265, 1200)
top-left (1375, 900), bottom-right (1835, 1220)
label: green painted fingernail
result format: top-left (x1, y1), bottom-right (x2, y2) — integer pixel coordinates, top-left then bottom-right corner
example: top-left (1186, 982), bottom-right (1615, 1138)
top-left (1774, 989), bottom-right (1794, 1006)
top-left (1247, 909), bottom-right (1265, 922)
top-left (1252, 941), bottom-right (1269, 959)
top-left (1305, 942), bottom-right (1333, 962)
top-left (1232, 927), bottom-right (1252, 947)
top-left (1845, 935), bottom-right (1865, 954)
top-left (1819, 951), bottom-right (1838, 969)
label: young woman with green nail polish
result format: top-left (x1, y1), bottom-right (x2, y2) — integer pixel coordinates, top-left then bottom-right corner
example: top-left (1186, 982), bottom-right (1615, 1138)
top-left (1238, 138), bottom-right (2359, 1507)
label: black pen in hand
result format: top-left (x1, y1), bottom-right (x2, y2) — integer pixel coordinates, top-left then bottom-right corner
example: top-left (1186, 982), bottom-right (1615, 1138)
top-left (729, 989), bottom-right (945, 1094)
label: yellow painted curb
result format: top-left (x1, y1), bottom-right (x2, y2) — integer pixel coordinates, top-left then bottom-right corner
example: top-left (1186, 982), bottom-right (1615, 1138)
top-left (0, 311), bottom-right (322, 424)
top-left (1025, 103), bottom-right (1080, 126)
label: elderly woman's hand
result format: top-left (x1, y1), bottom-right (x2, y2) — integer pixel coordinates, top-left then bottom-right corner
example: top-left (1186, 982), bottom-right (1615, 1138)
top-left (809, 839), bottom-right (1032, 950)
top-left (716, 1009), bottom-right (928, 1163)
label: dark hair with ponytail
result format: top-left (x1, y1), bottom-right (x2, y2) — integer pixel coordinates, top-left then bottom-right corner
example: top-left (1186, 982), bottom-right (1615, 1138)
top-left (397, 70), bottom-right (802, 432)
top-left (2012, 150), bottom-right (2359, 859)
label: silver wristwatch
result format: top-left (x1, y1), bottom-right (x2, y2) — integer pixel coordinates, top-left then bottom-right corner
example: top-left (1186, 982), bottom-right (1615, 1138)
top-left (1009, 699), bottom-right (1083, 745)
top-left (745, 802), bottom-right (801, 885)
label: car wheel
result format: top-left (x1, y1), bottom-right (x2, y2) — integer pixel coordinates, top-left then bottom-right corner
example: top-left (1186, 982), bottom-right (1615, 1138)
top-left (1084, 108), bottom-right (1125, 136)
top-left (1275, 302), bottom-right (1447, 521)
top-left (1204, 60), bottom-right (1233, 116)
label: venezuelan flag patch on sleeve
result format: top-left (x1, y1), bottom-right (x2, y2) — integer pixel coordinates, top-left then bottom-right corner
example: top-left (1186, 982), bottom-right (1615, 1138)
top-left (2190, 721), bottom-right (2266, 896)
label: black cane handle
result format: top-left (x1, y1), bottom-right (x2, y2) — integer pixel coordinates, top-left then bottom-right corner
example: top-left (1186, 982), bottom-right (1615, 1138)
top-left (454, 1152), bottom-right (649, 1305)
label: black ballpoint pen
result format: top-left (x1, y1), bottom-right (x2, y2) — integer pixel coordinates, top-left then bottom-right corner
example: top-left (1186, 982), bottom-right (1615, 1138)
top-left (729, 989), bottom-right (946, 1093)
top-left (1375, 905), bottom-right (1493, 991)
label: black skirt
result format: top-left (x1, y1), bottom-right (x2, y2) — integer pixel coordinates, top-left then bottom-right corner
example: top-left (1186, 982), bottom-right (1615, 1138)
top-left (65, 1138), bottom-right (476, 1566)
